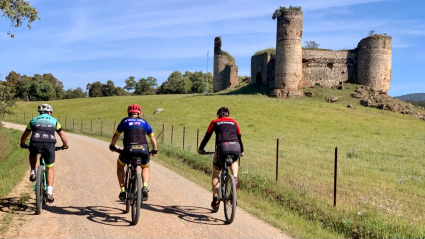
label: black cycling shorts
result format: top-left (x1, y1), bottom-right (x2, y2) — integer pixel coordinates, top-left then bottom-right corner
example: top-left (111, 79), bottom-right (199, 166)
top-left (118, 144), bottom-right (150, 168)
top-left (213, 142), bottom-right (241, 170)
top-left (29, 142), bottom-right (56, 167)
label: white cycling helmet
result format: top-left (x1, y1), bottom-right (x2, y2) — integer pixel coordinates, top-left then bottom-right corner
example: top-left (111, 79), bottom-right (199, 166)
top-left (38, 104), bottom-right (53, 113)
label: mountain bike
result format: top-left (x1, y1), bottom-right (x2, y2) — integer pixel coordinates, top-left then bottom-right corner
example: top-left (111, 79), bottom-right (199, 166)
top-left (21, 144), bottom-right (66, 215)
top-left (111, 147), bottom-right (145, 225)
top-left (205, 152), bottom-right (237, 224)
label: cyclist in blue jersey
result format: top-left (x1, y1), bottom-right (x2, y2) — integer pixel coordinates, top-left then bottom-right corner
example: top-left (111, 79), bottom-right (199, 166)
top-left (109, 104), bottom-right (158, 201)
top-left (20, 104), bottom-right (69, 203)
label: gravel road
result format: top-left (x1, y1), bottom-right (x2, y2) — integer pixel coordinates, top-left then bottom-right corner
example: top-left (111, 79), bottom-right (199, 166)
top-left (1, 122), bottom-right (290, 238)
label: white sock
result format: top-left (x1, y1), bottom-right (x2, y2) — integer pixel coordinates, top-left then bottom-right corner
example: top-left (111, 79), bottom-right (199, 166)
top-left (47, 186), bottom-right (53, 195)
top-left (30, 169), bottom-right (36, 175)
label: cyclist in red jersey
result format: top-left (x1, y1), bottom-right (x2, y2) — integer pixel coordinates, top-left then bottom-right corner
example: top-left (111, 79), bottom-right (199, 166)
top-left (198, 107), bottom-right (244, 210)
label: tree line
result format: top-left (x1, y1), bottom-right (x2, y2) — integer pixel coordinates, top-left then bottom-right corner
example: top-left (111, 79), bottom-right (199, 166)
top-left (1, 70), bottom-right (215, 100)
top-left (0, 71), bottom-right (84, 101)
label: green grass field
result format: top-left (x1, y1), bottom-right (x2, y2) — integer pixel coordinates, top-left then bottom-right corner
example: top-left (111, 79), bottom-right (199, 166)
top-left (4, 83), bottom-right (425, 238)
top-left (0, 127), bottom-right (28, 198)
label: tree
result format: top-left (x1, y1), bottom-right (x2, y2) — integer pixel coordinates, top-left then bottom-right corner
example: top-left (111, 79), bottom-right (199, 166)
top-left (124, 76), bottom-right (136, 92)
top-left (64, 87), bottom-right (86, 99)
top-left (43, 73), bottom-right (64, 100)
top-left (368, 30), bottom-right (375, 36)
top-left (0, 0), bottom-right (40, 37)
top-left (184, 71), bottom-right (212, 93)
top-left (134, 76), bottom-right (157, 95)
top-left (87, 82), bottom-right (103, 97)
top-left (102, 80), bottom-right (116, 96)
top-left (0, 84), bottom-right (16, 120)
top-left (304, 40), bottom-right (320, 49)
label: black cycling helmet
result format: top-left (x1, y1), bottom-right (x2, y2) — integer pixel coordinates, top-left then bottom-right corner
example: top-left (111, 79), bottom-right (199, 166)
top-left (217, 107), bottom-right (229, 118)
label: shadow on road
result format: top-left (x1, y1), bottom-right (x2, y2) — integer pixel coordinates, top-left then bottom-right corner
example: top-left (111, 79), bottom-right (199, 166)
top-left (144, 204), bottom-right (226, 225)
top-left (44, 205), bottom-right (132, 226)
top-left (0, 197), bottom-right (35, 215)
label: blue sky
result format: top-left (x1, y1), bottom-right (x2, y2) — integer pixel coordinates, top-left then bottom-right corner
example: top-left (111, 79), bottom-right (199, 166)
top-left (0, 0), bottom-right (424, 97)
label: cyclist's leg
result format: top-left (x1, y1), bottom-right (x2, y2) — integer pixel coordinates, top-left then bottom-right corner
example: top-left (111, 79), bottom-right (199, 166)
top-left (43, 143), bottom-right (56, 187)
top-left (212, 151), bottom-right (223, 198)
top-left (117, 156), bottom-right (126, 188)
top-left (28, 143), bottom-right (39, 180)
top-left (140, 153), bottom-right (150, 186)
top-left (230, 160), bottom-right (239, 178)
top-left (117, 155), bottom-right (126, 200)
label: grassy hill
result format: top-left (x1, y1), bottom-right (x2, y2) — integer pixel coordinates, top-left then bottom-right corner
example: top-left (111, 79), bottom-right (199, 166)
top-left (396, 93), bottom-right (425, 102)
top-left (4, 83), bottom-right (425, 238)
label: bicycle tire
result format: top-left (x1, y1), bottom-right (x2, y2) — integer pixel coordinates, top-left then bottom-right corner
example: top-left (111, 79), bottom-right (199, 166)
top-left (35, 165), bottom-right (44, 215)
top-left (223, 174), bottom-right (237, 224)
top-left (131, 171), bottom-right (142, 225)
top-left (125, 169), bottom-right (130, 213)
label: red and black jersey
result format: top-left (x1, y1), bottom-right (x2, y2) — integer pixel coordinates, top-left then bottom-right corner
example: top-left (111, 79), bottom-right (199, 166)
top-left (199, 117), bottom-right (244, 152)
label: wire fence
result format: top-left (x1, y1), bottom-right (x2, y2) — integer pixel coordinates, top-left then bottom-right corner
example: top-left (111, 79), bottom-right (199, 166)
top-left (6, 112), bottom-right (425, 221)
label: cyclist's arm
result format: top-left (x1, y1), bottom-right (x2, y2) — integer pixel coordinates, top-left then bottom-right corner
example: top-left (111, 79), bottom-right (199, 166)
top-left (110, 132), bottom-right (120, 146)
top-left (148, 134), bottom-right (158, 155)
top-left (199, 121), bottom-right (215, 150)
top-left (20, 130), bottom-right (31, 145)
top-left (57, 130), bottom-right (68, 148)
top-left (237, 134), bottom-right (244, 153)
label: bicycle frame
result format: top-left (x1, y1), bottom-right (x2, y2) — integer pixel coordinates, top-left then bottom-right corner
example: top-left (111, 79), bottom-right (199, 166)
top-left (33, 157), bottom-right (46, 192)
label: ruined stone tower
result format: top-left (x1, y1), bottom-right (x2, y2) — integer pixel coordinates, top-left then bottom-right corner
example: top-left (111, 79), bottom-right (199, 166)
top-left (357, 34), bottom-right (392, 93)
top-left (213, 36), bottom-right (238, 92)
top-left (270, 6), bottom-right (303, 98)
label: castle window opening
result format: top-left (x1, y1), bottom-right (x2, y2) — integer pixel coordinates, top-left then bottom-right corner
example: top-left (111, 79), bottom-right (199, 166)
top-left (327, 63), bottom-right (334, 70)
top-left (256, 72), bottom-right (262, 84)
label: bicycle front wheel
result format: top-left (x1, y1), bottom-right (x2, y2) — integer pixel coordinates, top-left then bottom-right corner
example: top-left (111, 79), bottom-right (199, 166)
top-left (223, 174), bottom-right (237, 224)
top-left (131, 171), bottom-right (142, 225)
top-left (35, 165), bottom-right (44, 215)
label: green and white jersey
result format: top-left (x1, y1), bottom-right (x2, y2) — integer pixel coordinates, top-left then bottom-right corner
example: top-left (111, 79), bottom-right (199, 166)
top-left (26, 113), bottom-right (63, 143)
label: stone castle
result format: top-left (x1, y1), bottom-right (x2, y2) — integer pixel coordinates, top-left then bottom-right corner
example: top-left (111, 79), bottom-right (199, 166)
top-left (213, 6), bottom-right (392, 98)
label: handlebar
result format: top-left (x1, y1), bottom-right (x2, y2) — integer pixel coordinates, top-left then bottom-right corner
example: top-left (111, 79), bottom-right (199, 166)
top-left (20, 144), bottom-right (68, 151)
top-left (110, 146), bottom-right (157, 155)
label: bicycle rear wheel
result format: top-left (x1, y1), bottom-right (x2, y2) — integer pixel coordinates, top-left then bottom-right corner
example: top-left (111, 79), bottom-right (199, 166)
top-left (35, 165), bottom-right (44, 215)
top-left (131, 171), bottom-right (142, 225)
top-left (223, 174), bottom-right (237, 224)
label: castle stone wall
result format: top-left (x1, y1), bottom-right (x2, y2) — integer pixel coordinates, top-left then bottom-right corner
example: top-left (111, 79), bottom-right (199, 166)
top-left (302, 50), bottom-right (357, 87)
top-left (251, 52), bottom-right (275, 87)
top-left (272, 10), bottom-right (303, 98)
top-left (357, 35), bottom-right (392, 93)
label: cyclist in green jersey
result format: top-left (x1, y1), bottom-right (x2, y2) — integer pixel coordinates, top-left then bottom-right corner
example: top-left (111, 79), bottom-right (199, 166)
top-left (20, 104), bottom-right (69, 203)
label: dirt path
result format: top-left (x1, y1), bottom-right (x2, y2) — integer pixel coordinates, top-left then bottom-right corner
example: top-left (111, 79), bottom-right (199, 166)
top-left (0, 122), bottom-right (290, 238)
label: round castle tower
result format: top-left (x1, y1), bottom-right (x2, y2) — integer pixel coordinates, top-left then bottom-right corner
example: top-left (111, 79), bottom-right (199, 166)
top-left (213, 36), bottom-right (236, 92)
top-left (357, 34), bottom-right (392, 93)
top-left (270, 7), bottom-right (303, 98)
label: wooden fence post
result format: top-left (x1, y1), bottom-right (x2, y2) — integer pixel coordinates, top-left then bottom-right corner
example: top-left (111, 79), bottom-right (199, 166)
top-left (334, 147), bottom-right (338, 207)
top-left (183, 127), bottom-right (185, 149)
top-left (162, 124), bottom-right (164, 142)
top-left (276, 138), bottom-right (279, 182)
